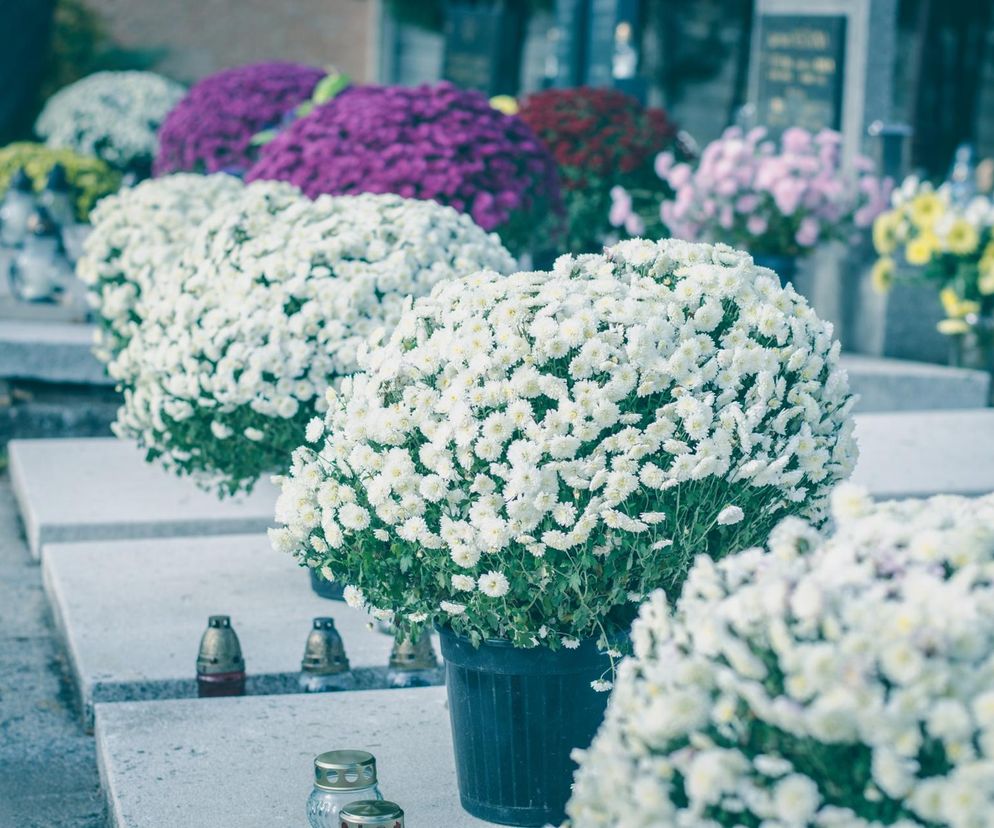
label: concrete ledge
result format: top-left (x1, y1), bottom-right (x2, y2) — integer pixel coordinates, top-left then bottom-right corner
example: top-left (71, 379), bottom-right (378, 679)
top-left (0, 319), bottom-right (111, 386)
top-left (842, 354), bottom-right (989, 413)
top-left (42, 533), bottom-right (409, 729)
top-left (95, 686), bottom-right (495, 827)
top-left (852, 409), bottom-right (994, 499)
top-left (9, 438), bottom-right (279, 558)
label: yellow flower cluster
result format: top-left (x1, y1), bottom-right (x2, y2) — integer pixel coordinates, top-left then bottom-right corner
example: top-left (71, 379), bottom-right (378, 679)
top-left (871, 180), bottom-right (994, 336)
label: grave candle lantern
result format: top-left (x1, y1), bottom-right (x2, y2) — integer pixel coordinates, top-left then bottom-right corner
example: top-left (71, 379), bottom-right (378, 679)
top-left (307, 750), bottom-right (383, 828)
top-left (195, 615), bottom-right (246, 697)
top-left (299, 617), bottom-right (352, 693)
top-left (39, 163), bottom-right (75, 229)
top-left (386, 631), bottom-right (437, 689)
top-left (0, 168), bottom-right (37, 248)
top-left (13, 206), bottom-right (72, 302)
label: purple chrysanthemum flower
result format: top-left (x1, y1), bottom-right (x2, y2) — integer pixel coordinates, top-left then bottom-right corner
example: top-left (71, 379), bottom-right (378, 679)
top-left (245, 82), bottom-right (561, 252)
top-left (154, 62), bottom-right (325, 176)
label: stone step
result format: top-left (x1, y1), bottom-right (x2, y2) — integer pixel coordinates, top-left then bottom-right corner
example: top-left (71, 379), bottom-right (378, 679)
top-left (851, 409), bottom-right (994, 499)
top-left (0, 319), bottom-right (111, 386)
top-left (841, 353), bottom-right (990, 412)
top-left (9, 438), bottom-right (278, 558)
top-left (95, 686), bottom-right (494, 827)
top-left (13, 404), bottom-right (994, 561)
top-left (42, 533), bottom-right (413, 730)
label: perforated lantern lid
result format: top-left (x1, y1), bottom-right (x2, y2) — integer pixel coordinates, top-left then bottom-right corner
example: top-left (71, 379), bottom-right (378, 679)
top-left (339, 799), bottom-right (404, 826)
top-left (313, 749), bottom-right (377, 791)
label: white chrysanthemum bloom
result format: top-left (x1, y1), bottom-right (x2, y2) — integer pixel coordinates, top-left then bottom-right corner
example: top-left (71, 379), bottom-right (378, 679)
top-left (273, 238), bottom-right (856, 645)
top-left (78, 173), bottom-right (244, 367)
top-left (35, 71), bottom-right (185, 171)
top-left (567, 491), bottom-right (994, 827)
top-left (115, 183), bottom-right (516, 495)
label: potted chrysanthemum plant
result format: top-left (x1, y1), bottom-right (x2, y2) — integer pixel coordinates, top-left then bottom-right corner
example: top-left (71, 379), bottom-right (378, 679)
top-left (270, 238), bottom-right (857, 825)
top-left (245, 81), bottom-right (562, 257)
top-left (611, 126), bottom-right (891, 286)
top-left (36, 70), bottom-right (185, 178)
top-left (78, 172), bottom-right (244, 368)
top-left (113, 181), bottom-right (515, 493)
top-left (153, 61), bottom-right (327, 177)
top-left (568, 486), bottom-right (994, 827)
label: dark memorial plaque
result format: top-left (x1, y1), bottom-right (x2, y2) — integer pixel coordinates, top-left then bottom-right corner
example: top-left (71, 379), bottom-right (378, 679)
top-left (553, 0), bottom-right (587, 87)
top-left (442, 2), bottom-right (524, 96)
top-left (584, 0), bottom-right (619, 87)
top-left (754, 14), bottom-right (847, 136)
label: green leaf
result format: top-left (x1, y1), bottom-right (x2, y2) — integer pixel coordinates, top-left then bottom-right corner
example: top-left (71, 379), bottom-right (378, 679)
top-left (248, 128), bottom-right (277, 147)
top-left (312, 71), bottom-right (351, 104)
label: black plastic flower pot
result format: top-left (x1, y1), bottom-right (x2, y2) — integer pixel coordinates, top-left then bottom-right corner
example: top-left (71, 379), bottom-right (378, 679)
top-left (308, 567), bottom-right (345, 601)
top-left (438, 627), bottom-right (610, 826)
top-left (752, 253), bottom-right (796, 287)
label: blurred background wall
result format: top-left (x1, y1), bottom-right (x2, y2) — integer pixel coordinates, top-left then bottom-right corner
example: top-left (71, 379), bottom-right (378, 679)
top-left (82, 0), bottom-right (379, 81)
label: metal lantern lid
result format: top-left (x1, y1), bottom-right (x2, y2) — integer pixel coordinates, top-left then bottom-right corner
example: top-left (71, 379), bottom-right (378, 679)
top-left (45, 163), bottom-right (70, 192)
top-left (339, 799), bottom-right (404, 826)
top-left (196, 615), bottom-right (245, 674)
top-left (10, 168), bottom-right (33, 193)
top-left (388, 632), bottom-right (437, 671)
top-left (301, 617), bottom-right (350, 675)
top-left (313, 749), bottom-right (377, 791)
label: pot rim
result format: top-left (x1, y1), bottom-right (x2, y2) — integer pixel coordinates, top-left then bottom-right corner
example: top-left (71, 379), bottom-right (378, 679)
top-left (436, 625), bottom-right (612, 675)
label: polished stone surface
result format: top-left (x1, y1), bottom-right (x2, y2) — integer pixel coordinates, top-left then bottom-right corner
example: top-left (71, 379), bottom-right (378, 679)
top-left (96, 686), bottom-right (495, 827)
top-left (43, 533), bottom-right (406, 728)
top-left (9, 438), bottom-right (279, 557)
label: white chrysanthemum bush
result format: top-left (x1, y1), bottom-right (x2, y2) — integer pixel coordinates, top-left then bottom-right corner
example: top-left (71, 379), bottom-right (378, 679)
top-left (115, 183), bottom-right (516, 494)
top-left (567, 488), bottom-right (994, 828)
top-left (35, 71), bottom-right (185, 173)
top-left (78, 173), bottom-right (244, 368)
top-left (271, 239), bottom-right (856, 646)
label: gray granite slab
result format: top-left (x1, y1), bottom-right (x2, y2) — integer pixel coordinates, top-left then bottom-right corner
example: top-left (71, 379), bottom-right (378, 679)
top-left (41, 533), bottom-right (414, 729)
top-left (852, 410), bottom-right (994, 499)
top-left (9, 438), bottom-right (279, 558)
top-left (841, 353), bottom-right (990, 412)
top-left (0, 319), bottom-right (110, 385)
top-left (95, 686), bottom-right (495, 828)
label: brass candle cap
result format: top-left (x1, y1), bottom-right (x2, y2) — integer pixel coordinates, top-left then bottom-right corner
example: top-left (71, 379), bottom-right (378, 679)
top-left (339, 800), bottom-right (404, 826)
top-left (388, 630), bottom-right (437, 671)
top-left (313, 749), bottom-right (377, 791)
top-left (196, 615), bottom-right (245, 675)
top-left (301, 617), bottom-right (350, 675)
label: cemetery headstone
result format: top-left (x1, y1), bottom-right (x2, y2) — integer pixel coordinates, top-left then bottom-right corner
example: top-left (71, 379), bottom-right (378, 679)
top-left (753, 14), bottom-right (847, 134)
top-left (748, 0), bottom-right (897, 164)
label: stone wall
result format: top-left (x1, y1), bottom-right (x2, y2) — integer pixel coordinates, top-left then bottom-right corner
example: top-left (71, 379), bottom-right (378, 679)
top-left (84, 0), bottom-right (379, 83)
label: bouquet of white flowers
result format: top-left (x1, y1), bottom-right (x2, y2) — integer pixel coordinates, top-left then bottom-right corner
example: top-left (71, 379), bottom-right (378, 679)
top-left (568, 487), bottom-right (994, 827)
top-left (114, 184), bottom-right (516, 494)
top-left (78, 173), bottom-right (244, 368)
top-left (35, 71), bottom-right (185, 174)
top-left (271, 239), bottom-right (856, 647)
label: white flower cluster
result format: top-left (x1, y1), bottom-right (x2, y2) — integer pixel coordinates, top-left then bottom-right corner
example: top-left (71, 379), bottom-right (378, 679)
top-left (115, 183), bottom-right (516, 494)
top-left (78, 173), bottom-right (244, 367)
top-left (272, 238), bottom-right (855, 645)
top-left (35, 71), bottom-right (185, 171)
top-left (568, 488), bottom-right (994, 828)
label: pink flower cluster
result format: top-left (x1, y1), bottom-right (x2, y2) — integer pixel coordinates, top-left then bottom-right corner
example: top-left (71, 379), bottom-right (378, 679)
top-left (612, 126), bottom-right (891, 257)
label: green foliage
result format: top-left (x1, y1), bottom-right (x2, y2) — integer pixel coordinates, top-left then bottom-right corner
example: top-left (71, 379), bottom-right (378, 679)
top-left (0, 142), bottom-right (120, 219)
top-left (39, 0), bottom-right (164, 103)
